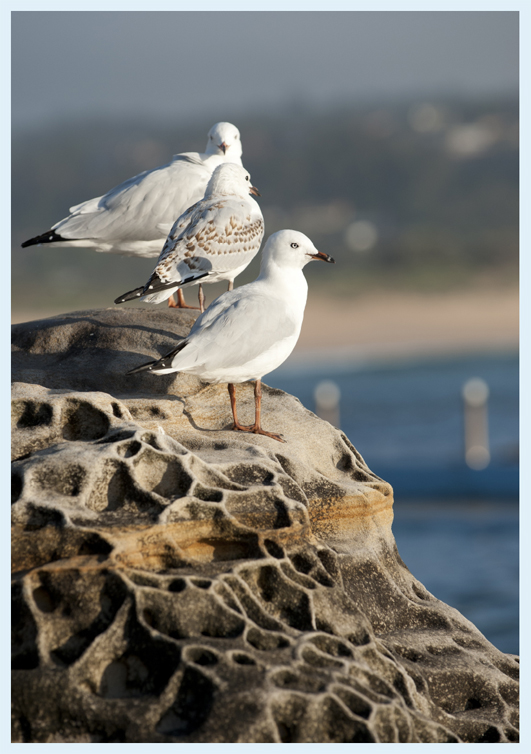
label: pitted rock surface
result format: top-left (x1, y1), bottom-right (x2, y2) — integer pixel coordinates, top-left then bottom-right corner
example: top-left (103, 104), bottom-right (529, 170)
top-left (11, 309), bottom-right (519, 743)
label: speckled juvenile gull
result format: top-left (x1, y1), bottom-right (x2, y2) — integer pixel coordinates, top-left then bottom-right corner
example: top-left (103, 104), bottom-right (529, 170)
top-left (21, 122), bottom-right (244, 259)
top-left (115, 163), bottom-right (264, 312)
top-left (127, 229), bottom-right (335, 441)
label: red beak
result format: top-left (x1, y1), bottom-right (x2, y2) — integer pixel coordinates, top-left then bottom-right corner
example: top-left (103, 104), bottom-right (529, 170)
top-left (218, 142), bottom-right (228, 154)
top-left (309, 251), bottom-right (335, 263)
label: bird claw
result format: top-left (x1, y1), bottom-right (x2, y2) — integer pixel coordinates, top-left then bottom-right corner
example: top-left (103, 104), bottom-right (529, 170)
top-left (231, 423), bottom-right (285, 443)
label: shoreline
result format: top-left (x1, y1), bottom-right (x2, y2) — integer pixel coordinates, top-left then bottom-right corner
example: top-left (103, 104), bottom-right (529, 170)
top-left (12, 285), bottom-right (518, 366)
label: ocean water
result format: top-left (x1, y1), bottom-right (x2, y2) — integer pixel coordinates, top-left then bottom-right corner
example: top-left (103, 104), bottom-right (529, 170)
top-left (267, 352), bottom-right (519, 655)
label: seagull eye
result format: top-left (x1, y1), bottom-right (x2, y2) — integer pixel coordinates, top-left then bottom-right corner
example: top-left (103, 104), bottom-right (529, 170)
top-left (245, 176), bottom-right (250, 181)
top-left (210, 136), bottom-right (213, 140)
top-left (290, 242), bottom-right (299, 249)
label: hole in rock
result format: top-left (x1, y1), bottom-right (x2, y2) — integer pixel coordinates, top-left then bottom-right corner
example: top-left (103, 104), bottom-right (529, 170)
top-left (310, 635), bottom-right (352, 658)
top-left (271, 668), bottom-right (326, 694)
top-left (111, 402), bottom-right (124, 419)
top-left (62, 400), bottom-right (110, 441)
top-left (169, 579), bottom-right (186, 593)
top-left (77, 533), bottom-right (113, 557)
top-left (301, 647), bottom-right (344, 669)
top-left (323, 697), bottom-right (375, 743)
top-left (348, 630), bottom-right (371, 647)
top-left (264, 539), bottom-right (284, 559)
top-left (333, 687), bottom-right (372, 720)
top-left (213, 442), bottom-right (228, 451)
top-left (232, 652), bottom-right (256, 666)
top-left (14, 400), bottom-right (54, 429)
top-left (100, 638), bottom-right (180, 699)
top-left (277, 722), bottom-right (294, 743)
top-left (138, 432), bottom-right (163, 450)
top-left (193, 485), bottom-right (223, 503)
top-left (116, 440), bottom-right (142, 458)
top-left (223, 464), bottom-right (276, 487)
top-left (156, 667), bottom-right (215, 737)
top-left (11, 472), bottom-right (23, 504)
top-left (186, 647), bottom-right (218, 666)
top-left (23, 504), bottom-right (65, 531)
top-left (143, 610), bottom-right (154, 627)
top-left (246, 627), bottom-right (290, 652)
top-left (191, 579), bottom-right (212, 590)
top-left (272, 500), bottom-right (291, 529)
top-left (314, 571), bottom-right (335, 587)
top-left (465, 697), bottom-right (482, 711)
top-left (393, 674), bottom-right (413, 708)
top-left (505, 728), bottom-right (519, 742)
top-left (291, 553), bottom-right (313, 574)
top-left (32, 586), bottom-right (55, 613)
top-left (476, 727), bottom-right (501, 743)
top-left (316, 549), bottom-right (339, 578)
top-left (34, 464), bottom-right (86, 497)
top-left (133, 450), bottom-right (192, 499)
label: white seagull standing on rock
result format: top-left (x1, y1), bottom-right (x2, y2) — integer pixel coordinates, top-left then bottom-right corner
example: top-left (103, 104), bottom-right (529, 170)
top-left (21, 122), bottom-right (244, 307)
top-left (114, 163), bottom-right (264, 312)
top-left (127, 230), bottom-right (335, 442)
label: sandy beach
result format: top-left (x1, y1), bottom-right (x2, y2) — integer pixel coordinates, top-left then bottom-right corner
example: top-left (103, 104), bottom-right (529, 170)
top-left (294, 285), bottom-right (519, 365)
top-left (11, 284), bottom-right (518, 365)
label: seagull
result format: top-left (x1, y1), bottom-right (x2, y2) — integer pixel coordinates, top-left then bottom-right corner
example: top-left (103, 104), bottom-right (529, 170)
top-left (127, 229), bottom-right (335, 442)
top-left (114, 163), bottom-right (264, 312)
top-left (21, 122), bottom-right (244, 306)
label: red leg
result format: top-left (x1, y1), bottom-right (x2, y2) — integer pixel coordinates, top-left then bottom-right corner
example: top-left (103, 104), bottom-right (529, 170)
top-left (228, 383), bottom-right (253, 431)
top-left (228, 381), bottom-right (285, 442)
top-left (198, 284), bottom-right (205, 313)
top-left (168, 289), bottom-right (200, 309)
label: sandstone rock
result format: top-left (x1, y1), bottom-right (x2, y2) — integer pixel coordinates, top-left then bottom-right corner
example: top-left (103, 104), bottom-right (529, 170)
top-left (11, 309), bottom-right (519, 743)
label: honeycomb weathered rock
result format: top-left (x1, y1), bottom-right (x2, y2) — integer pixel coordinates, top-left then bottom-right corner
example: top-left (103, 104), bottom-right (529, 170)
top-left (11, 309), bottom-right (519, 743)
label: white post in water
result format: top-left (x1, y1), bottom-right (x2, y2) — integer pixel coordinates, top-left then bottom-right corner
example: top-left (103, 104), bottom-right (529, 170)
top-left (462, 378), bottom-right (490, 470)
top-left (314, 380), bottom-right (341, 428)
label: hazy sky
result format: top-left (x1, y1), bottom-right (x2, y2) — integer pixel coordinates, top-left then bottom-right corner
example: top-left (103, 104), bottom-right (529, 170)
top-left (12, 11), bottom-right (518, 128)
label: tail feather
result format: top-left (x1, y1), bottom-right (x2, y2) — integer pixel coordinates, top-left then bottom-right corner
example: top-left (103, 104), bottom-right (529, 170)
top-left (127, 340), bottom-right (189, 375)
top-left (21, 229), bottom-right (67, 248)
top-left (115, 271), bottom-right (209, 305)
top-left (114, 287), bottom-right (145, 304)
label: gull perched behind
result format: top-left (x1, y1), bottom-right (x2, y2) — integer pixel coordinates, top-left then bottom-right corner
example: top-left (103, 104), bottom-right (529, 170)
top-left (21, 122), bottom-right (244, 259)
top-left (127, 230), bottom-right (335, 442)
top-left (115, 163), bottom-right (264, 312)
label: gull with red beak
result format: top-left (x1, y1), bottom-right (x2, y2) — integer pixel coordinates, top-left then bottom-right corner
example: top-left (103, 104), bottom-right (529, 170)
top-left (126, 229), bottom-right (335, 442)
top-left (115, 163), bottom-right (264, 312)
top-left (21, 122), bottom-right (245, 308)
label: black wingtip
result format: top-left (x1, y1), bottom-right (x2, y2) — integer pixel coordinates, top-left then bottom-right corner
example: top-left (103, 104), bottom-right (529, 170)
top-left (114, 286), bottom-right (145, 305)
top-left (21, 230), bottom-right (66, 248)
top-left (127, 340), bottom-right (189, 376)
top-left (126, 361), bottom-right (158, 375)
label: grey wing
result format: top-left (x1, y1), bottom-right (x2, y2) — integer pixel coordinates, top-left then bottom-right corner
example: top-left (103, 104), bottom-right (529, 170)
top-left (53, 155), bottom-right (212, 243)
top-left (175, 292), bottom-right (297, 372)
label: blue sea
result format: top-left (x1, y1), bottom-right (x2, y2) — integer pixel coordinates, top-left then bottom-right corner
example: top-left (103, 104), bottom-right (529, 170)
top-left (267, 352), bottom-right (519, 655)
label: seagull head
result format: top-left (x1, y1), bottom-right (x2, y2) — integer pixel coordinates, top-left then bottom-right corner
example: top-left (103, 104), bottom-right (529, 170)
top-left (206, 122), bottom-right (243, 161)
top-left (206, 163), bottom-right (260, 199)
top-left (261, 230), bottom-right (335, 270)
